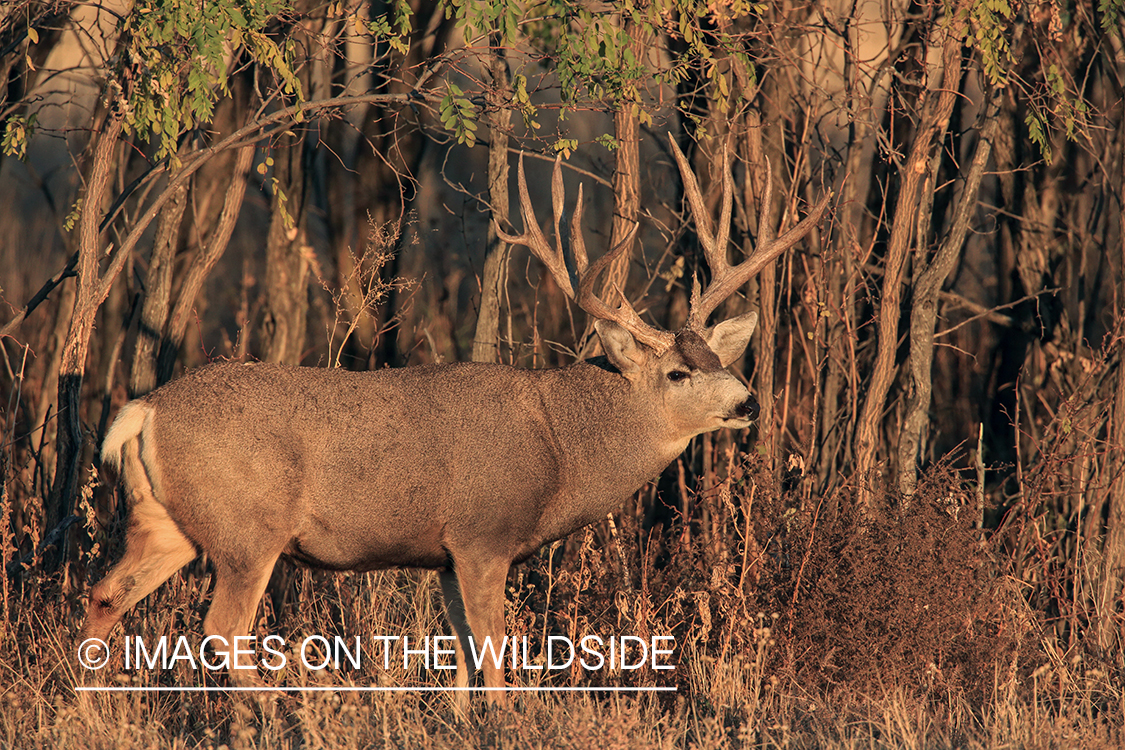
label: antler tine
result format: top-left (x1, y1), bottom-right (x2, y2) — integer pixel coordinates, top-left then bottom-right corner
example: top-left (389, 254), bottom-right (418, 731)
top-left (757, 157), bottom-right (776, 248)
top-left (714, 141), bottom-right (734, 270)
top-left (550, 154), bottom-right (566, 270)
top-left (498, 151), bottom-right (675, 353)
top-left (667, 134), bottom-right (720, 268)
top-left (577, 224), bottom-right (676, 353)
top-left (568, 182), bottom-right (590, 276)
top-left (495, 154), bottom-right (576, 298)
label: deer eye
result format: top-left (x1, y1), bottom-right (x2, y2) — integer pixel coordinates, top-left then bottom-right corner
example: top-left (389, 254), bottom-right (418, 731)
top-left (667, 370), bottom-right (690, 382)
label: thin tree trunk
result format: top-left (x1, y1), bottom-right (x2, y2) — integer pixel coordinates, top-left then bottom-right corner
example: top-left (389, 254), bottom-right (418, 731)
top-left (261, 14), bottom-right (315, 367)
top-left (741, 110), bottom-right (777, 467)
top-left (1102, 338), bottom-right (1125, 664)
top-left (46, 114), bottom-right (126, 564)
top-left (131, 177), bottom-right (188, 397)
top-left (31, 277), bottom-right (74, 497)
top-left (156, 145), bottom-right (254, 382)
top-left (1100, 111), bottom-right (1125, 662)
top-left (606, 105), bottom-right (640, 304)
top-left (824, 0), bottom-right (889, 486)
top-left (260, 135), bottom-right (310, 365)
top-left (854, 25), bottom-right (963, 497)
top-left (897, 93), bottom-right (1000, 497)
top-left (602, 14), bottom-right (646, 306)
top-left (472, 34), bottom-right (512, 365)
top-left (607, 106), bottom-right (643, 301)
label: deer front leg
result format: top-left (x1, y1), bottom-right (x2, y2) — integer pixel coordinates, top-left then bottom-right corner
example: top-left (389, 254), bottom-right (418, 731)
top-left (442, 553), bottom-right (510, 708)
top-left (203, 557), bottom-right (279, 688)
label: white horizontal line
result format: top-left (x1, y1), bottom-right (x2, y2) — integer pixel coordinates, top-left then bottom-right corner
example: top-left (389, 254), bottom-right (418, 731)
top-left (76, 686), bottom-right (677, 693)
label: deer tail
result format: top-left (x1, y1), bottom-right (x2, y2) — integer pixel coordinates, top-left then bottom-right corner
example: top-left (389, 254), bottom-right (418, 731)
top-left (101, 401), bottom-right (153, 472)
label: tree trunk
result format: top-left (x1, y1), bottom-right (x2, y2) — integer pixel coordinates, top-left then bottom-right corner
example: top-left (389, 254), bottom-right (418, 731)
top-left (820, 0), bottom-right (878, 489)
top-left (854, 27), bottom-right (963, 497)
top-left (471, 34), bottom-right (512, 365)
top-left (131, 177), bottom-right (188, 397)
top-left (1100, 113), bottom-right (1125, 663)
top-left (46, 114), bottom-right (125, 564)
top-left (156, 145), bottom-right (254, 383)
top-left (1102, 334), bottom-right (1125, 664)
top-left (602, 15), bottom-right (646, 307)
top-left (741, 110), bottom-right (778, 467)
top-left (31, 276), bottom-right (75, 497)
top-left (260, 135), bottom-right (310, 365)
top-left (605, 106), bottom-right (640, 305)
top-left (897, 94), bottom-right (1000, 497)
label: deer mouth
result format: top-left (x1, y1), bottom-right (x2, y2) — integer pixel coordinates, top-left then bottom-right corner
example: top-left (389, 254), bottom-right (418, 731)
top-left (727, 398), bottom-right (760, 423)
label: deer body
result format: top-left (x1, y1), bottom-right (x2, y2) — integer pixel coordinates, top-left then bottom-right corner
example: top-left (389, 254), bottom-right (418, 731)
top-left (86, 323), bottom-right (761, 695)
top-left (105, 342), bottom-right (740, 572)
top-left (85, 136), bottom-right (827, 704)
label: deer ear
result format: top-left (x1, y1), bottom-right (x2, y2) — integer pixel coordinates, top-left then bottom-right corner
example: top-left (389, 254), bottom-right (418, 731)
top-left (594, 320), bottom-right (646, 379)
top-left (705, 310), bottom-right (758, 367)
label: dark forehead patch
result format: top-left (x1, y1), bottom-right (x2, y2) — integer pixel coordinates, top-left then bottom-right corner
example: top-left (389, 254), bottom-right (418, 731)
top-left (674, 329), bottom-right (722, 370)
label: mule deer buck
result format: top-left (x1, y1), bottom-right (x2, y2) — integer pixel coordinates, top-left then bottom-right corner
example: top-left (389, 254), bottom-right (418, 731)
top-left (84, 134), bottom-right (828, 703)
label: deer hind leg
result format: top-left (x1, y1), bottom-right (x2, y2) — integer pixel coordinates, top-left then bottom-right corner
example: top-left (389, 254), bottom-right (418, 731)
top-left (83, 480), bottom-right (198, 643)
top-left (443, 553), bottom-right (511, 707)
top-left (202, 557), bottom-right (280, 687)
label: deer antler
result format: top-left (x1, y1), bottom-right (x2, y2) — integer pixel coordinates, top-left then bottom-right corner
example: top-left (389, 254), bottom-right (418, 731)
top-left (496, 154), bottom-right (676, 353)
top-left (667, 133), bottom-right (831, 330)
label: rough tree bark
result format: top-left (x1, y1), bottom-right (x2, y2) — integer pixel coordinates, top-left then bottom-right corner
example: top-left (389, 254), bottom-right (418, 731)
top-left (46, 113), bottom-right (127, 562)
top-left (260, 134), bottom-right (310, 365)
top-left (601, 12), bottom-right (646, 308)
top-left (1103, 338), bottom-right (1125, 664)
top-left (741, 110), bottom-right (778, 467)
top-left (471, 33), bottom-right (512, 365)
top-left (897, 93), bottom-right (1000, 497)
top-left (155, 145), bottom-right (255, 383)
top-left (854, 24), bottom-right (964, 497)
top-left (30, 274), bottom-right (75, 499)
top-left (1100, 116), bottom-right (1125, 663)
top-left (130, 177), bottom-right (187, 397)
top-left (817, 0), bottom-right (883, 489)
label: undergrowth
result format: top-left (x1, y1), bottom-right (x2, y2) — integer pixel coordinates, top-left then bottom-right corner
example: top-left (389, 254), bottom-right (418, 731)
top-left (0, 457), bottom-right (1121, 748)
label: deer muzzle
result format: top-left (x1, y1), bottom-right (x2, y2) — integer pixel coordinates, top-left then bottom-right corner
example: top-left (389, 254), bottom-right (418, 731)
top-left (735, 397), bottom-right (760, 422)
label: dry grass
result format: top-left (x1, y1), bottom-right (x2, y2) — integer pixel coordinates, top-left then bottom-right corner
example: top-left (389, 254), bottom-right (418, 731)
top-left (0, 459), bottom-right (1121, 749)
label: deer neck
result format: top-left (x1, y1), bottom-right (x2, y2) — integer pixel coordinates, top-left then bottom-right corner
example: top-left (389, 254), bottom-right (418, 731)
top-left (537, 362), bottom-right (686, 504)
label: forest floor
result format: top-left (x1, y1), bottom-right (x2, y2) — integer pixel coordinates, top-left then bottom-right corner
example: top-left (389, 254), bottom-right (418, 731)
top-left (2, 461), bottom-right (1122, 749)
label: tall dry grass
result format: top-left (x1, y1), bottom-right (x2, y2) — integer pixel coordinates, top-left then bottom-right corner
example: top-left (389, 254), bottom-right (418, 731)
top-left (0, 455), bottom-right (1121, 749)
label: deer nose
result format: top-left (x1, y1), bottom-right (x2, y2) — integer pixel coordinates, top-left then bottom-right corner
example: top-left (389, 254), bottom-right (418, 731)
top-left (736, 397), bottom-right (760, 421)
